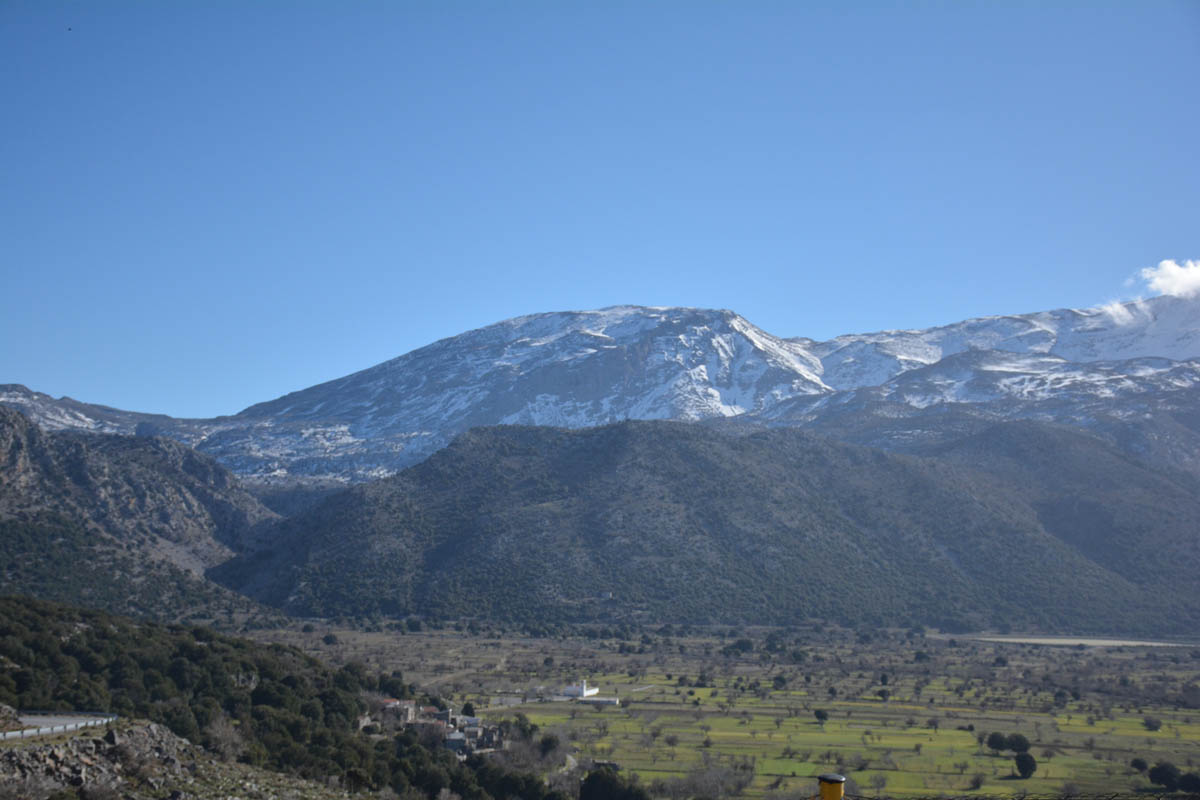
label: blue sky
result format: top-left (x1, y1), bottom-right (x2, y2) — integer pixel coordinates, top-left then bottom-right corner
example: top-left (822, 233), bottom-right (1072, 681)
top-left (3, 1), bottom-right (1198, 418)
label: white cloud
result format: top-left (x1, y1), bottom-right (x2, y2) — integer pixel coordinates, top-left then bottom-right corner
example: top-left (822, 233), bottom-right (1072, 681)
top-left (1096, 297), bottom-right (1152, 326)
top-left (1099, 300), bottom-right (1135, 325)
top-left (1138, 259), bottom-right (1200, 298)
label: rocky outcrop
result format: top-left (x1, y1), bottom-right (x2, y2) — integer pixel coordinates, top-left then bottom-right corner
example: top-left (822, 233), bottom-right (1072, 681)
top-left (0, 719), bottom-right (354, 799)
top-left (0, 721), bottom-right (191, 796)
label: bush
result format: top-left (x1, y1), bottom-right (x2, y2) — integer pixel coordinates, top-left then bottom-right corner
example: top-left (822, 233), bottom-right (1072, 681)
top-left (1014, 752), bottom-right (1037, 779)
top-left (1149, 761), bottom-right (1180, 791)
top-left (1006, 733), bottom-right (1030, 753)
top-left (580, 768), bottom-right (649, 800)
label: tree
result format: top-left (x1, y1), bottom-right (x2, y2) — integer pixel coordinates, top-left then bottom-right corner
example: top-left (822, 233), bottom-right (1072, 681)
top-left (1130, 757), bottom-right (1148, 773)
top-left (1142, 716), bottom-right (1162, 732)
top-left (1178, 773), bottom-right (1200, 793)
top-left (580, 768), bottom-right (649, 800)
top-left (461, 701), bottom-right (475, 716)
top-left (876, 689), bottom-right (890, 702)
top-left (1149, 761), bottom-right (1181, 792)
top-left (1005, 733), bottom-right (1030, 753)
top-left (814, 709), bottom-right (829, 725)
top-left (538, 734), bottom-right (560, 758)
top-left (1014, 752), bottom-right (1037, 779)
top-left (986, 732), bottom-right (1007, 753)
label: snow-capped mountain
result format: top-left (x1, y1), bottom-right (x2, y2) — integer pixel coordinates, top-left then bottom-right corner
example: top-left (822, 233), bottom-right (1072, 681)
top-left (799, 294), bottom-right (1200, 390)
top-left (240, 306), bottom-right (828, 426)
top-left (1, 308), bottom-right (830, 481)
top-left (3, 295), bottom-right (1199, 483)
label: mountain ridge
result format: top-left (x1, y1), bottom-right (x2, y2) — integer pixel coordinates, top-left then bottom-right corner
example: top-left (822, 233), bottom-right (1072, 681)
top-left (3, 295), bottom-right (1198, 484)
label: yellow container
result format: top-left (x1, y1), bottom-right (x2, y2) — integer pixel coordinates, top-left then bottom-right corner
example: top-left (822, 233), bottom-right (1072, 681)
top-left (816, 773), bottom-right (845, 800)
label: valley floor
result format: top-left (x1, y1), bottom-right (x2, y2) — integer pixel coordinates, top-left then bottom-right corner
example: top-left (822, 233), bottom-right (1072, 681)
top-left (251, 623), bottom-right (1200, 798)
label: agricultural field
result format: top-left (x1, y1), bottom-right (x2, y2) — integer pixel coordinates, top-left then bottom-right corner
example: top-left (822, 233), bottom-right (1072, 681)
top-left (252, 623), bottom-right (1200, 797)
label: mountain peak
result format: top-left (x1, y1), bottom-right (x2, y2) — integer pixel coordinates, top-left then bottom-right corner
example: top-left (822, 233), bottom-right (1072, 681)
top-left (4, 296), bottom-right (1198, 484)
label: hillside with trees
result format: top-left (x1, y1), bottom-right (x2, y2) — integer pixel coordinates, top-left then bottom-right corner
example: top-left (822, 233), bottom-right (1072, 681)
top-left (0, 596), bottom-right (573, 799)
top-left (0, 406), bottom-right (281, 623)
top-left (215, 420), bottom-right (1200, 633)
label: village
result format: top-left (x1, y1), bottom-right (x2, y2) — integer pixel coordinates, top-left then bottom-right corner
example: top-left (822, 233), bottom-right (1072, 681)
top-left (370, 680), bottom-right (619, 760)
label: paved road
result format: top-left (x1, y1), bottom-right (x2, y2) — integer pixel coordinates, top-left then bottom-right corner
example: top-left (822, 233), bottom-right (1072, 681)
top-left (1, 713), bottom-right (116, 741)
top-left (19, 714), bottom-right (98, 728)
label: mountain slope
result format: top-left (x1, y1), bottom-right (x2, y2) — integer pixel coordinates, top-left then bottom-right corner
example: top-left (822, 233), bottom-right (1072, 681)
top-left (925, 421), bottom-right (1200, 586)
top-left (0, 407), bottom-right (278, 622)
top-left (213, 421), bottom-right (1200, 634)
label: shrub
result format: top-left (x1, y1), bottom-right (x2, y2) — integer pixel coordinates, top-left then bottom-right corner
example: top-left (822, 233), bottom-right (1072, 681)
top-left (1149, 761), bottom-right (1180, 791)
top-left (1178, 773), bottom-right (1200, 793)
top-left (1006, 733), bottom-right (1030, 753)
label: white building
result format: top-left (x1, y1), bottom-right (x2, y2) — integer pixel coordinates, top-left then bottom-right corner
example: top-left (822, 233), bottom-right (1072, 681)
top-left (562, 679), bottom-right (599, 698)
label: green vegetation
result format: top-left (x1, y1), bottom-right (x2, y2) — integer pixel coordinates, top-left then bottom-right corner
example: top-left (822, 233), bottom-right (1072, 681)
top-left (0, 515), bottom-right (274, 626)
top-left (0, 597), bottom-right (568, 799)
top-left (258, 621), bottom-right (1200, 798)
top-left (0, 407), bottom-right (278, 624)
top-left (217, 420), bottom-right (1200, 634)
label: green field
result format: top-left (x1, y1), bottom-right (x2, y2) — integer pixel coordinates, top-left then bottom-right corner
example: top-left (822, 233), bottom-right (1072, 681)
top-left (253, 624), bottom-right (1200, 797)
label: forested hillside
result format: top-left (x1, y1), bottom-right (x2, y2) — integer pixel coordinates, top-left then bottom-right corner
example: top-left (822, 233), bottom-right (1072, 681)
top-left (0, 597), bottom-right (569, 799)
top-left (215, 420), bottom-right (1200, 634)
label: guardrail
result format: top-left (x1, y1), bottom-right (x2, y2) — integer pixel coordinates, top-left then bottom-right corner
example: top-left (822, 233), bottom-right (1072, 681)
top-left (0, 712), bottom-right (117, 741)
